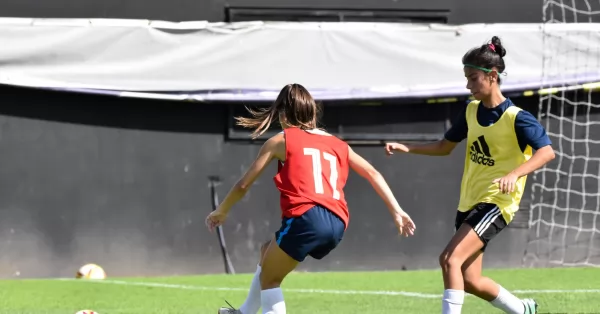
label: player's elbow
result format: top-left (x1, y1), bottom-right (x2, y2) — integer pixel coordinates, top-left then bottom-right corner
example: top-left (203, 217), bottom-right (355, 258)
top-left (539, 145), bottom-right (556, 162)
top-left (437, 140), bottom-right (455, 156)
top-left (365, 168), bottom-right (383, 182)
top-left (548, 148), bottom-right (556, 161)
top-left (547, 151), bottom-right (556, 163)
top-left (234, 180), bottom-right (252, 193)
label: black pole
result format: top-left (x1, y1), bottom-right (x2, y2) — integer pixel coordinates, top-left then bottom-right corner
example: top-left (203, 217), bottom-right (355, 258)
top-left (208, 175), bottom-right (235, 275)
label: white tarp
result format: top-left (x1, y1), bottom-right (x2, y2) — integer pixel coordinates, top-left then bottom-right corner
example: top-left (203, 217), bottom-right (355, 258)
top-left (0, 18), bottom-right (599, 101)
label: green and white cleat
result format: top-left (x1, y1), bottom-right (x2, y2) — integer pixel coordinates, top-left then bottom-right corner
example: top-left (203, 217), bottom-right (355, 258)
top-left (522, 298), bottom-right (538, 314)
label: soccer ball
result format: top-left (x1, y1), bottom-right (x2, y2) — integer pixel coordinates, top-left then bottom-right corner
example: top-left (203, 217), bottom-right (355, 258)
top-left (76, 263), bottom-right (106, 280)
top-left (75, 311), bottom-right (99, 314)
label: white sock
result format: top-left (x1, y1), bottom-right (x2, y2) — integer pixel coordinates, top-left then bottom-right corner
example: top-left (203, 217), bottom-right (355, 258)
top-left (490, 285), bottom-right (525, 314)
top-left (261, 287), bottom-right (286, 314)
top-left (442, 289), bottom-right (464, 314)
top-left (239, 265), bottom-right (262, 314)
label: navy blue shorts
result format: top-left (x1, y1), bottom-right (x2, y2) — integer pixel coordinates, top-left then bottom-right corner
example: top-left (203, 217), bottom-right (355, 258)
top-left (275, 205), bottom-right (345, 262)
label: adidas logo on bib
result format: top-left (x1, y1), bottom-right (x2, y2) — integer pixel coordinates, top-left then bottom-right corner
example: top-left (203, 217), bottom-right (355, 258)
top-left (469, 135), bottom-right (495, 166)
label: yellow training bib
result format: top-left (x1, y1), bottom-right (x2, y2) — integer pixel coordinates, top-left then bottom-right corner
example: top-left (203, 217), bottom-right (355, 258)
top-left (457, 101), bottom-right (533, 223)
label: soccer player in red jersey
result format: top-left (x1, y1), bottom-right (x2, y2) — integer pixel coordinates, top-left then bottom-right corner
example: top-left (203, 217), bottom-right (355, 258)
top-left (207, 83), bottom-right (416, 314)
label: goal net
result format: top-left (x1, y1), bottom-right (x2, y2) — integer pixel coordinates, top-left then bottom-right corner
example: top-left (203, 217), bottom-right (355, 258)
top-left (523, 0), bottom-right (600, 267)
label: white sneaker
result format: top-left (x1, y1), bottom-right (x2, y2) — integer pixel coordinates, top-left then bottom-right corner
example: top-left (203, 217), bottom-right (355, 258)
top-left (522, 298), bottom-right (538, 314)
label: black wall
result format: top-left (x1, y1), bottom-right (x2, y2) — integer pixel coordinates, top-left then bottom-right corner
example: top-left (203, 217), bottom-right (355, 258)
top-left (0, 85), bottom-right (549, 278)
top-left (0, 0), bottom-right (547, 24)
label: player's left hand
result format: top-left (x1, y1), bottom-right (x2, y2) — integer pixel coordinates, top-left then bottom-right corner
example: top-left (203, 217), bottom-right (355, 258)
top-left (205, 209), bottom-right (229, 232)
top-left (493, 172), bottom-right (519, 194)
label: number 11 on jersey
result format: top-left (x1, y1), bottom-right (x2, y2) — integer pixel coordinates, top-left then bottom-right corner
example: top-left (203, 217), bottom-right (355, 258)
top-left (304, 148), bottom-right (340, 200)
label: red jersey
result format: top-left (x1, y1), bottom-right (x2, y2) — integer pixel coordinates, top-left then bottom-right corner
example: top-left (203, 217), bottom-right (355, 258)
top-left (273, 127), bottom-right (350, 228)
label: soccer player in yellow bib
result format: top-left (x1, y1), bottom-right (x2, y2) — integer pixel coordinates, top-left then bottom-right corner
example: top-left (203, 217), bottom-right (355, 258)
top-left (385, 36), bottom-right (555, 314)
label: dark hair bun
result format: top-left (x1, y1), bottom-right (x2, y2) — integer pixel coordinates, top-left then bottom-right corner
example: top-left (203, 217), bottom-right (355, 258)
top-left (490, 36), bottom-right (507, 58)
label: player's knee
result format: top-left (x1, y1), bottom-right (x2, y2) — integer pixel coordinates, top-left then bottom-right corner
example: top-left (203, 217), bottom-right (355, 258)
top-left (259, 269), bottom-right (283, 290)
top-left (258, 240), bottom-right (273, 266)
top-left (438, 251), bottom-right (462, 272)
top-left (463, 277), bottom-right (479, 294)
top-left (260, 240), bottom-right (271, 256)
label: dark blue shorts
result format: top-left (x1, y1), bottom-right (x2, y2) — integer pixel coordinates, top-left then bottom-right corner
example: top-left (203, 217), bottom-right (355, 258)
top-left (275, 205), bottom-right (345, 262)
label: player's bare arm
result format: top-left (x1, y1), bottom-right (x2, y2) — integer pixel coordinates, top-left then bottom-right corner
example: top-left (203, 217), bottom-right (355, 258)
top-left (205, 133), bottom-right (285, 231)
top-left (385, 139), bottom-right (458, 156)
top-left (508, 145), bottom-right (555, 178)
top-left (348, 146), bottom-right (415, 237)
top-left (494, 145), bottom-right (555, 194)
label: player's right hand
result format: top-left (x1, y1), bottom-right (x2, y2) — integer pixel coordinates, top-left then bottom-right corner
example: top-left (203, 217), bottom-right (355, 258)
top-left (385, 142), bottom-right (409, 156)
top-left (205, 209), bottom-right (229, 232)
top-left (393, 210), bottom-right (416, 237)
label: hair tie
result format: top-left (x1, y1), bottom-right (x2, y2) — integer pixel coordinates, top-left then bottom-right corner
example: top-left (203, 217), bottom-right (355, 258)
top-left (489, 44), bottom-right (496, 52)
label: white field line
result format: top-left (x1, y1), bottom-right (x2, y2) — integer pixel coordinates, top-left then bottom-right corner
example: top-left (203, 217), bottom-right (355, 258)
top-left (59, 279), bottom-right (440, 298)
top-left (59, 279), bottom-right (600, 299)
top-left (513, 289), bottom-right (600, 293)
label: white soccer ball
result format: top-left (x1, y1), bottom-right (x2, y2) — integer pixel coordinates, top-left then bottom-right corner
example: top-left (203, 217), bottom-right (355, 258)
top-left (76, 263), bottom-right (106, 280)
top-left (75, 311), bottom-right (99, 314)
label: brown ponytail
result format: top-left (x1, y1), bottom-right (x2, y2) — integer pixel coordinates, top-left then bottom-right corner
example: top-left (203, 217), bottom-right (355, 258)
top-left (235, 83), bottom-right (319, 139)
top-left (235, 105), bottom-right (279, 139)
